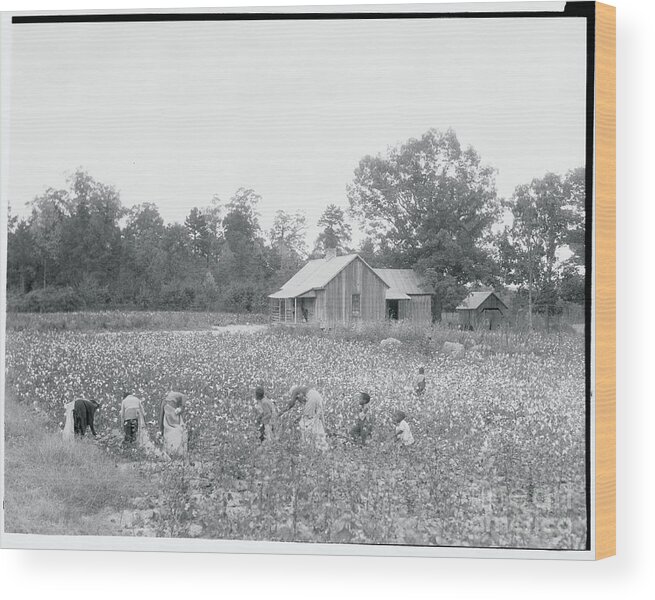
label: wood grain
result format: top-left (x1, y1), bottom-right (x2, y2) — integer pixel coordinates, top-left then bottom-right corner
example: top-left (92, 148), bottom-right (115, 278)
top-left (595, 1), bottom-right (616, 560)
top-left (316, 257), bottom-right (387, 323)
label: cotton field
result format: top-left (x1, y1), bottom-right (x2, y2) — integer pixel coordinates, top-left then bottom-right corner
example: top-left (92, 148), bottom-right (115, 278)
top-left (4, 324), bottom-right (587, 548)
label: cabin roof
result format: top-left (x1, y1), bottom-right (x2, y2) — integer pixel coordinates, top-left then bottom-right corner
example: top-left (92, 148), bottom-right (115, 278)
top-left (456, 291), bottom-right (508, 310)
top-left (269, 254), bottom-right (388, 299)
top-left (373, 268), bottom-right (432, 296)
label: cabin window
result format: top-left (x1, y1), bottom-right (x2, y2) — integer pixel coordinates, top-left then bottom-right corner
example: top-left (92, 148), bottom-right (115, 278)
top-left (351, 293), bottom-right (361, 317)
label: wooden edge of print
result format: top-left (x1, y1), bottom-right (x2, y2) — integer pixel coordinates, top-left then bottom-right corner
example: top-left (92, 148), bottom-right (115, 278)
top-left (594, 1), bottom-right (616, 560)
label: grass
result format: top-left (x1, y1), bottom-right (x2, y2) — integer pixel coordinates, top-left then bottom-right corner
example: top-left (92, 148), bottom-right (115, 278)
top-left (274, 318), bottom-right (580, 357)
top-left (5, 310), bottom-right (269, 332)
top-left (3, 396), bottom-right (152, 535)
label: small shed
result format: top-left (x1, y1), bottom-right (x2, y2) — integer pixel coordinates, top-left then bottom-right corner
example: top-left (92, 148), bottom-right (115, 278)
top-left (456, 291), bottom-right (508, 330)
top-left (373, 268), bottom-right (433, 323)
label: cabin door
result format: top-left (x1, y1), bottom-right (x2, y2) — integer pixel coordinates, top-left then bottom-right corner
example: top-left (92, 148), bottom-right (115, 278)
top-left (299, 298), bottom-right (315, 322)
top-left (386, 300), bottom-right (399, 320)
top-left (482, 308), bottom-right (502, 330)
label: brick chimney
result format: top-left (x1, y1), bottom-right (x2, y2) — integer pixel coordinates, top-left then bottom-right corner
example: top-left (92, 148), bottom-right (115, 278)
top-left (325, 246), bottom-right (337, 261)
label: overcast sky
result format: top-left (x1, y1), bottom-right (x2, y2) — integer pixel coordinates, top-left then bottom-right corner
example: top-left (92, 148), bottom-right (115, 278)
top-left (7, 16), bottom-right (586, 243)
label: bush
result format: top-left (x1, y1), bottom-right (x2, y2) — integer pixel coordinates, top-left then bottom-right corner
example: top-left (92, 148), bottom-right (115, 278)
top-left (5, 310), bottom-right (269, 332)
top-left (8, 286), bottom-right (86, 313)
top-left (221, 282), bottom-right (268, 313)
top-left (160, 285), bottom-right (196, 310)
top-left (77, 279), bottom-right (113, 308)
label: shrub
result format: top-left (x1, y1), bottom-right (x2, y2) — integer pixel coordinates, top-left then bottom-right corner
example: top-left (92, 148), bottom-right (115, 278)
top-left (5, 310), bottom-right (269, 332)
top-left (160, 285), bottom-right (196, 309)
top-left (8, 286), bottom-right (86, 313)
top-left (221, 282), bottom-right (268, 313)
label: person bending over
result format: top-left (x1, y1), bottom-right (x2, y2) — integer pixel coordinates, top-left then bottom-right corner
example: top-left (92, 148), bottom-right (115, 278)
top-left (73, 398), bottom-right (100, 437)
top-left (121, 393), bottom-right (145, 444)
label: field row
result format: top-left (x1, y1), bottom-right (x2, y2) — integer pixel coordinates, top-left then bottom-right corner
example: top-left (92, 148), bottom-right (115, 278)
top-left (4, 327), bottom-right (587, 548)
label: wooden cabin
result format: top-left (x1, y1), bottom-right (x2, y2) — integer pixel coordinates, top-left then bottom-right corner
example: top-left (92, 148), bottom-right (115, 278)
top-left (268, 251), bottom-right (433, 325)
top-left (456, 291), bottom-right (508, 330)
top-left (373, 268), bottom-right (433, 323)
top-left (269, 252), bottom-right (388, 325)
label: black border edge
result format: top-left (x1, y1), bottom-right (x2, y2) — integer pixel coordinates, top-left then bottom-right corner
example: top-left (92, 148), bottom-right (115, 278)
top-left (12, 2), bottom-right (595, 24)
top-left (582, 0), bottom-right (596, 554)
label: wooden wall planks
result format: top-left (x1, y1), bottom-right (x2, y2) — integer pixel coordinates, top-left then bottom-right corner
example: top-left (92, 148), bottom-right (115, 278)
top-left (318, 257), bottom-right (387, 324)
top-left (408, 295), bottom-right (432, 322)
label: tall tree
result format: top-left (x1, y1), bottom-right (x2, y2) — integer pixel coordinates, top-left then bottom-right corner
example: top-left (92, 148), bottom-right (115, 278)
top-left (269, 210), bottom-right (308, 288)
top-left (270, 210), bottom-right (307, 257)
top-left (562, 167), bottom-right (586, 269)
top-left (57, 169), bottom-right (124, 288)
top-left (7, 219), bottom-right (38, 292)
top-left (270, 210), bottom-right (307, 262)
top-left (185, 207), bottom-right (211, 261)
top-left (120, 203), bottom-right (167, 304)
top-left (28, 187), bottom-right (70, 288)
top-left (221, 188), bottom-right (263, 270)
top-left (356, 237), bottom-right (378, 266)
top-left (313, 204), bottom-right (352, 256)
top-left (499, 170), bottom-right (584, 328)
top-left (7, 204), bottom-right (18, 234)
top-left (203, 194), bottom-right (224, 264)
top-left (348, 128), bottom-right (500, 311)
top-left (215, 188), bottom-right (273, 312)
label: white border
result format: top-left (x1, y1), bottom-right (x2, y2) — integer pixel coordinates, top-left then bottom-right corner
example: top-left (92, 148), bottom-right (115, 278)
top-left (0, 10), bottom-right (12, 548)
top-left (1, 532), bottom-right (595, 560)
top-left (0, 3), bottom-right (595, 560)
top-left (6, 2), bottom-right (568, 17)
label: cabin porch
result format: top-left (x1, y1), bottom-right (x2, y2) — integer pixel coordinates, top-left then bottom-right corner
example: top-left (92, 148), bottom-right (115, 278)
top-left (269, 295), bottom-right (316, 324)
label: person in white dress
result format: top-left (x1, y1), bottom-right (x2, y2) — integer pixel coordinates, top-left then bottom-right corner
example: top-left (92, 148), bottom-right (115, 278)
top-left (280, 385), bottom-right (329, 451)
top-left (62, 400), bottom-right (76, 442)
top-left (158, 391), bottom-right (188, 459)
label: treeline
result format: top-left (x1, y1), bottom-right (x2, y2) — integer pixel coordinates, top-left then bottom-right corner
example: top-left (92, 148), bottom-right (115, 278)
top-left (6, 129), bottom-right (585, 318)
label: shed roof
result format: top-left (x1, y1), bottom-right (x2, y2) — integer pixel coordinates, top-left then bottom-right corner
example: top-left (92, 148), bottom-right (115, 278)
top-left (385, 289), bottom-right (412, 301)
top-left (269, 289), bottom-right (317, 299)
top-left (269, 254), bottom-right (388, 299)
top-left (373, 268), bottom-right (432, 295)
top-left (456, 291), bottom-right (508, 311)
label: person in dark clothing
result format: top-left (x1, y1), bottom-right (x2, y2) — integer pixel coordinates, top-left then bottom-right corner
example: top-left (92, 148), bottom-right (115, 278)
top-left (414, 367), bottom-right (426, 397)
top-left (350, 392), bottom-right (373, 445)
top-left (73, 398), bottom-right (100, 437)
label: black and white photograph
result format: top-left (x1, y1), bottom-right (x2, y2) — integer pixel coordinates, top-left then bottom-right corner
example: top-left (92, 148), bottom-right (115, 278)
top-left (1, 3), bottom-right (593, 556)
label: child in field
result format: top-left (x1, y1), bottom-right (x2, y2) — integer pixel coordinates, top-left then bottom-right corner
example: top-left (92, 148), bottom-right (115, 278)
top-left (393, 410), bottom-right (414, 447)
top-left (255, 386), bottom-right (277, 444)
top-left (350, 392), bottom-right (373, 446)
top-left (350, 391), bottom-right (373, 445)
top-left (413, 367), bottom-right (426, 397)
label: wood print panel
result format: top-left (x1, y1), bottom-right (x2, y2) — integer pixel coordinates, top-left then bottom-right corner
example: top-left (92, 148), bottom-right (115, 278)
top-left (595, 1), bottom-right (616, 560)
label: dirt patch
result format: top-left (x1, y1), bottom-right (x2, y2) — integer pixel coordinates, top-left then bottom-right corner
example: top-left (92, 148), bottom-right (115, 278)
top-left (94, 324), bottom-right (270, 336)
top-left (210, 324), bottom-right (269, 335)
